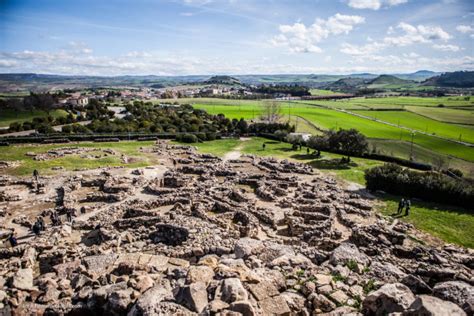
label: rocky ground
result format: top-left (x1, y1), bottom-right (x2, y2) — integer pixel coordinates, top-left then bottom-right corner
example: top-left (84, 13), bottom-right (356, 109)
top-left (0, 141), bottom-right (472, 315)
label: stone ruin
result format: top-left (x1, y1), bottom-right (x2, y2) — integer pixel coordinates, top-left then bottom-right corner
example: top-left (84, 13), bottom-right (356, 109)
top-left (0, 142), bottom-right (472, 315)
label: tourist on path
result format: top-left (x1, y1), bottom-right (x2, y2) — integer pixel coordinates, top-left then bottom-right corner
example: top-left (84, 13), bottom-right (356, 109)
top-left (404, 199), bottom-right (411, 216)
top-left (397, 198), bottom-right (405, 214)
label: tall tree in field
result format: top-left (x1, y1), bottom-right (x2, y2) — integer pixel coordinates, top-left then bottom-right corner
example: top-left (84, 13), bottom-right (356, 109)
top-left (261, 100), bottom-right (281, 123)
top-left (335, 129), bottom-right (368, 160)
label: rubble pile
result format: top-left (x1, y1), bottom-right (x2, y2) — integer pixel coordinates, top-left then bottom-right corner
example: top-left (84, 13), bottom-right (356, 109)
top-left (0, 143), bottom-right (472, 315)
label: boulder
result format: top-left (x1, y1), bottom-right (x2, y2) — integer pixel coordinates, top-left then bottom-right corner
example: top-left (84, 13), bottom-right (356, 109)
top-left (178, 282), bottom-right (208, 313)
top-left (258, 295), bottom-right (291, 316)
top-left (229, 300), bottom-right (256, 316)
top-left (433, 281), bottom-right (474, 314)
top-left (186, 265), bottom-right (215, 286)
top-left (12, 268), bottom-right (34, 291)
top-left (215, 278), bottom-right (248, 303)
top-left (369, 261), bottom-right (407, 283)
top-left (313, 293), bottom-right (336, 312)
top-left (128, 280), bottom-right (174, 316)
top-left (406, 295), bottom-right (466, 316)
top-left (362, 283), bottom-right (415, 315)
top-left (329, 243), bottom-right (369, 266)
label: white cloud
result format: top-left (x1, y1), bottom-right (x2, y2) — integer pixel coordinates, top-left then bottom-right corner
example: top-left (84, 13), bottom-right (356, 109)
top-left (432, 44), bottom-right (461, 52)
top-left (342, 22), bottom-right (452, 55)
top-left (456, 25), bottom-right (474, 38)
top-left (384, 22), bottom-right (451, 46)
top-left (347, 0), bottom-right (407, 10)
top-left (271, 13), bottom-right (365, 53)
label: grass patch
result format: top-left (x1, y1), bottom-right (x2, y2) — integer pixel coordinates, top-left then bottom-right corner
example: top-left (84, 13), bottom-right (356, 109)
top-left (0, 141), bottom-right (157, 176)
top-left (0, 109), bottom-right (69, 127)
top-left (376, 193), bottom-right (474, 248)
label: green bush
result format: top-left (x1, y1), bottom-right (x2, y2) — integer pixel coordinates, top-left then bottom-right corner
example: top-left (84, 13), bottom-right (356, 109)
top-left (365, 163), bottom-right (473, 209)
top-left (177, 134), bottom-right (198, 143)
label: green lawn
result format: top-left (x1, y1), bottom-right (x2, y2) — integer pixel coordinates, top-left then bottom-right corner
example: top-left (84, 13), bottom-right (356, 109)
top-left (355, 110), bottom-right (474, 144)
top-left (0, 109), bottom-right (69, 127)
top-left (406, 106), bottom-right (474, 126)
top-left (378, 194), bottom-right (474, 248)
top-left (0, 141), bottom-right (157, 176)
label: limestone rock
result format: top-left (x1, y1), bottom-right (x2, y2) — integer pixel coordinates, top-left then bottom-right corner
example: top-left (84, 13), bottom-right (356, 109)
top-left (12, 268), bottom-right (34, 291)
top-left (362, 283), bottom-right (415, 315)
top-left (215, 278), bottom-right (248, 303)
top-left (406, 295), bottom-right (467, 316)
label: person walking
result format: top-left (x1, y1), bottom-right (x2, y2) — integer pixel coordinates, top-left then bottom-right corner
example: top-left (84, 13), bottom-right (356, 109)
top-left (262, 143), bottom-right (266, 150)
top-left (397, 198), bottom-right (405, 214)
top-left (80, 206), bottom-right (86, 215)
top-left (404, 199), bottom-right (411, 216)
top-left (8, 230), bottom-right (18, 247)
top-left (33, 169), bottom-right (39, 182)
top-left (38, 216), bottom-right (45, 231)
top-left (66, 209), bottom-right (73, 224)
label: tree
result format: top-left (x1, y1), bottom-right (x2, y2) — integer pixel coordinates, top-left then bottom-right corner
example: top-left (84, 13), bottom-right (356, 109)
top-left (334, 129), bottom-right (368, 159)
top-left (261, 100), bottom-right (281, 123)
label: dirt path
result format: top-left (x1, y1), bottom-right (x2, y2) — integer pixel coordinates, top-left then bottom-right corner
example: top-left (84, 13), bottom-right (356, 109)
top-left (222, 137), bottom-right (250, 162)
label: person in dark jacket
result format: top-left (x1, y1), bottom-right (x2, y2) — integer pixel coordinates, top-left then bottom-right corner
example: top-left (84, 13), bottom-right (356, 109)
top-left (404, 199), bottom-right (411, 216)
top-left (397, 198), bottom-right (405, 214)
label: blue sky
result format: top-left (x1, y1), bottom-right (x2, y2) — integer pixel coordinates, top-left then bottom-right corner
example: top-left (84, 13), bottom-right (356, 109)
top-left (0, 0), bottom-right (473, 75)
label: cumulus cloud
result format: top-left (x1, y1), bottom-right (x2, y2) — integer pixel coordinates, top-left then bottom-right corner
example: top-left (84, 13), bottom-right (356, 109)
top-left (341, 22), bottom-right (452, 57)
top-left (384, 22), bottom-right (451, 46)
top-left (456, 25), bottom-right (473, 33)
top-left (432, 44), bottom-right (461, 52)
top-left (347, 0), bottom-right (407, 10)
top-left (271, 13), bottom-right (365, 53)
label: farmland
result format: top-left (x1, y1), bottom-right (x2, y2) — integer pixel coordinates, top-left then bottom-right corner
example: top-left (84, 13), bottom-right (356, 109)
top-left (0, 108), bottom-right (69, 128)
top-left (188, 99), bottom-right (474, 164)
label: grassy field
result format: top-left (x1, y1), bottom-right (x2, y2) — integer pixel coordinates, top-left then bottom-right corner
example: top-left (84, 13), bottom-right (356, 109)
top-left (0, 109), bottom-right (69, 128)
top-left (187, 100), bottom-right (474, 162)
top-left (369, 139), bottom-right (474, 177)
top-left (0, 141), bottom-right (157, 176)
top-left (309, 89), bottom-right (338, 96)
top-left (309, 96), bottom-right (474, 109)
top-left (355, 110), bottom-right (474, 144)
top-left (378, 194), bottom-right (474, 248)
top-left (405, 106), bottom-right (474, 125)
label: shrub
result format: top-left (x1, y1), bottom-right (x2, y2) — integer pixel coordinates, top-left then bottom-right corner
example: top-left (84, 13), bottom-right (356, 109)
top-left (365, 163), bottom-right (474, 209)
top-left (177, 134), bottom-right (198, 143)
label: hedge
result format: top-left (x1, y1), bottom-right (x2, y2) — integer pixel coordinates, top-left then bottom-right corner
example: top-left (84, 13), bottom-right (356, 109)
top-left (365, 163), bottom-right (473, 209)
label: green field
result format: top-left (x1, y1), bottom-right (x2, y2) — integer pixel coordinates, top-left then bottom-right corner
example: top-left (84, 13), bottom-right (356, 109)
top-left (369, 139), bottom-right (474, 178)
top-left (0, 141), bottom-right (157, 176)
top-left (191, 101), bottom-right (474, 162)
top-left (355, 110), bottom-right (474, 144)
top-left (406, 106), bottom-right (474, 125)
top-left (378, 194), bottom-right (474, 248)
top-left (309, 89), bottom-right (338, 96)
top-left (0, 109), bottom-right (69, 128)
top-left (308, 96), bottom-right (474, 109)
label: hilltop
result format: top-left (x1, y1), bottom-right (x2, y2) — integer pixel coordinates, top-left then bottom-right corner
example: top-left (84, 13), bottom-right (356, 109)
top-left (422, 71), bottom-right (474, 88)
top-left (368, 75), bottom-right (413, 85)
top-left (204, 75), bottom-right (241, 85)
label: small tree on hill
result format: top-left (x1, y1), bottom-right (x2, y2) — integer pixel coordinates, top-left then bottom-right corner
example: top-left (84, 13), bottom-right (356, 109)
top-left (261, 100), bottom-right (281, 123)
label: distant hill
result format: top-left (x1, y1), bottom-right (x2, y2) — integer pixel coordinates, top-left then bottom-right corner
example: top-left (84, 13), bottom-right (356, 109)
top-left (324, 77), bottom-right (367, 92)
top-left (204, 76), bottom-right (241, 85)
top-left (422, 71), bottom-right (474, 88)
top-left (368, 75), bottom-right (413, 85)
